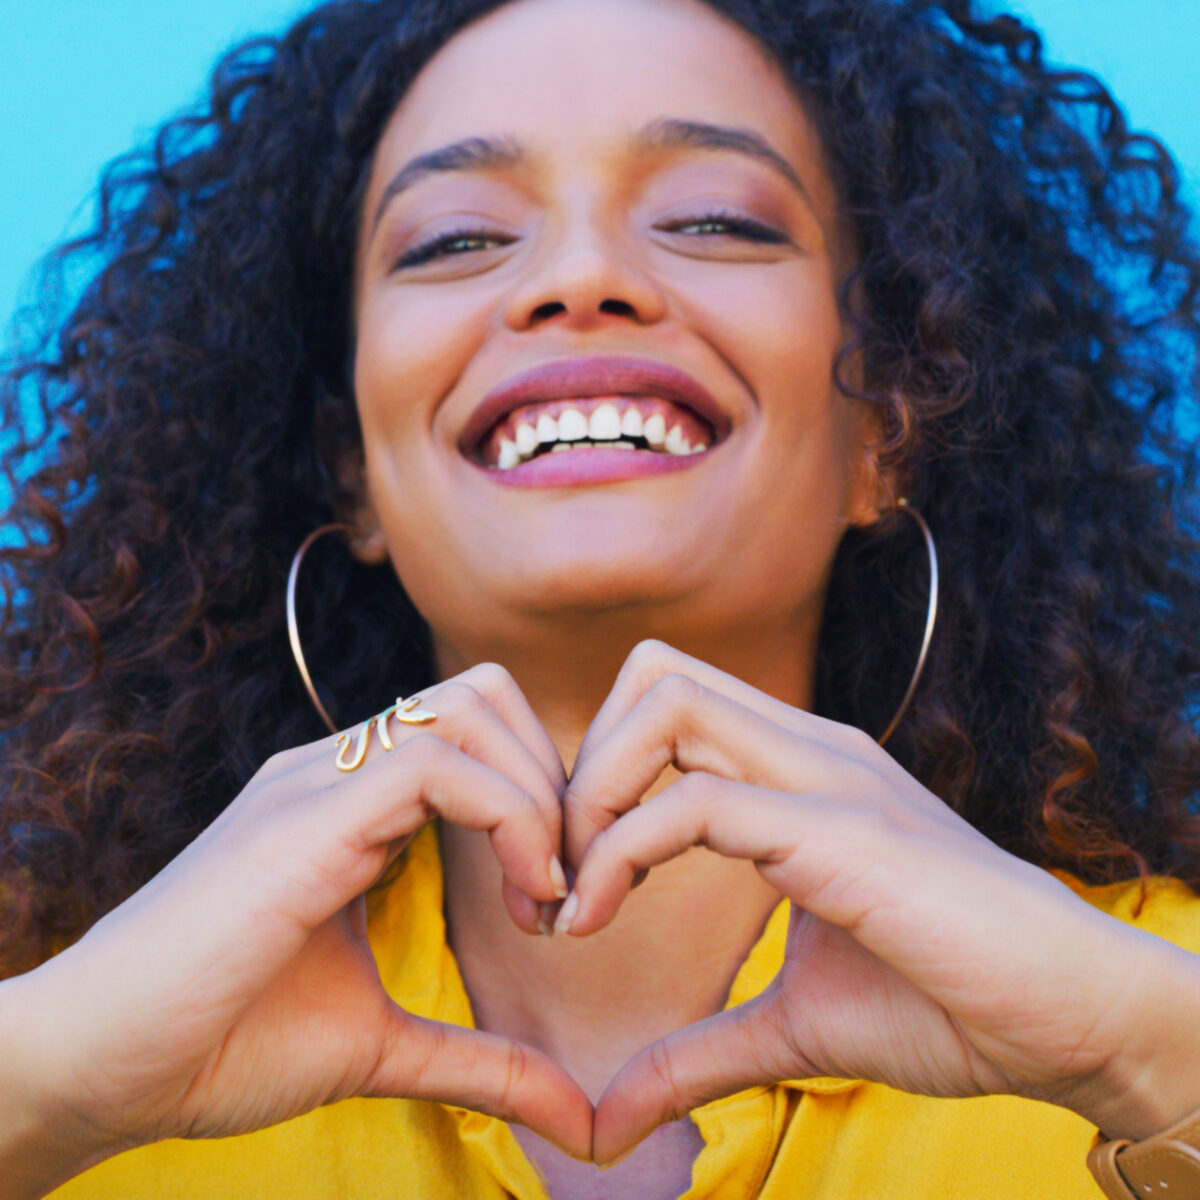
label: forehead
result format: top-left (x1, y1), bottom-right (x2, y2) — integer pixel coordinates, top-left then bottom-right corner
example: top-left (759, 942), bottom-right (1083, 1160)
top-left (362, 0), bottom-right (835, 216)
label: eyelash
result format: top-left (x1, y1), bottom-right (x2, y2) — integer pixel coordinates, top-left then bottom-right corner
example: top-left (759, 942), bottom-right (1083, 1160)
top-left (394, 209), bottom-right (786, 269)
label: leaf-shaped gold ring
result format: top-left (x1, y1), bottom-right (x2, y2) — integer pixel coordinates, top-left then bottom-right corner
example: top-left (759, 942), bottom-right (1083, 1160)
top-left (334, 695), bottom-right (438, 772)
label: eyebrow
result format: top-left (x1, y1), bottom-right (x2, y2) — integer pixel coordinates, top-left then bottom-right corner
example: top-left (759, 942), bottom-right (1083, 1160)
top-left (369, 118), bottom-right (813, 234)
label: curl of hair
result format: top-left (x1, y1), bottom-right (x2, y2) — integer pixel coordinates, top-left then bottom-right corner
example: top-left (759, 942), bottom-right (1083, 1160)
top-left (2, 0), bottom-right (1199, 975)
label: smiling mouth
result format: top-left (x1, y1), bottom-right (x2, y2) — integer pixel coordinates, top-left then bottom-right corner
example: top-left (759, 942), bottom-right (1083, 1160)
top-left (478, 395), bottom-right (715, 470)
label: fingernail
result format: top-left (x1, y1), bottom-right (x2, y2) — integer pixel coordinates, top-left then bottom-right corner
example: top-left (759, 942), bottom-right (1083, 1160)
top-left (549, 855), bottom-right (569, 899)
top-left (554, 892), bottom-right (579, 934)
top-left (536, 902), bottom-right (557, 937)
top-left (597, 1145), bottom-right (637, 1170)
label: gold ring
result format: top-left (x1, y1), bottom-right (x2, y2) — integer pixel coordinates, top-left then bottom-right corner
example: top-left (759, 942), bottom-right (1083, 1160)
top-left (334, 695), bottom-right (438, 772)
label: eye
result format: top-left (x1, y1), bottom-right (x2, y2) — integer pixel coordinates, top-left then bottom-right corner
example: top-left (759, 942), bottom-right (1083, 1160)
top-left (657, 209), bottom-right (788, 245)
top-left (395, 227), bottom-right (514, 269)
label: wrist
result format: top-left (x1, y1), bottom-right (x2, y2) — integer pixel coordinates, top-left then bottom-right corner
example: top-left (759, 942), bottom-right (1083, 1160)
top-left (1072, 935), bottom-right (1200, 1141)
top-left (0, 970), bottom-right (120, 1200)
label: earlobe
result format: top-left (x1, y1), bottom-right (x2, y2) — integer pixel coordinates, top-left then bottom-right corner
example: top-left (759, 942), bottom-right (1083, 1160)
top-left (845, 445), bottom-right (899, 530)
top-left (348, 522), bottom-right (389, 565)
top-left (844, 399), bottom-right (909, 529)
top-left (335, 447), bottom-right (390, 565)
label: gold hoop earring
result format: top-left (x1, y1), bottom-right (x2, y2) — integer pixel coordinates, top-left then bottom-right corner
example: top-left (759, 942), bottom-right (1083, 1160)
top-left (876, 499), bottom-right (939, 747)
top-left (287, 525), bottom-right (438, 764)
top-left (287, 523), bottom-right (355, 734)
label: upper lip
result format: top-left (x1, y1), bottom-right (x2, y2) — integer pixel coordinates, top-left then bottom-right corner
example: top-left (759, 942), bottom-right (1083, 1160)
top-left (459, 356), bottom-right (733, 455)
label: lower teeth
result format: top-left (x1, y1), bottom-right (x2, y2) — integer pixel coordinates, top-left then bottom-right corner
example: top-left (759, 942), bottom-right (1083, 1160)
top-left (549, 439), bottom-right (638, 453)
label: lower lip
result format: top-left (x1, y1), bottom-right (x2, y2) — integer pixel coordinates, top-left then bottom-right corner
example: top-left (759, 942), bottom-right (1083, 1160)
top-left (477, 445), bottom-right (708, 488)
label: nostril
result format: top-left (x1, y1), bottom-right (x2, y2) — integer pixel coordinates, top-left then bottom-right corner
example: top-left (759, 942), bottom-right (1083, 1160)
top-left (599, 298), bottom-right (636, 316)
top-left (530, 300), bottom-right (567, 323)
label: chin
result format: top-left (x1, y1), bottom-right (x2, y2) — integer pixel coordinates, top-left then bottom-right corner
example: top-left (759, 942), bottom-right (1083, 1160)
top-left (494, 553), bottom-right (703, 618)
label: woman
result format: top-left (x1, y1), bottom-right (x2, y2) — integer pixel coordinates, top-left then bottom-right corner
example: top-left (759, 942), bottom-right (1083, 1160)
top-left (2, 0), bottom-right (1199, 1196)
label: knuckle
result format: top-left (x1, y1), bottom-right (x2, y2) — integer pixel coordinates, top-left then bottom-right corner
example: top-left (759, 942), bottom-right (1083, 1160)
top-left (841, 723), bottom-right (891, 771)
top-left (499, 1040), bottom-right (531, 1115)
top-left (260, 744), bottom-right (306, 777)
top-left (625, 638), bottom-right (676, 682)
top-left (566, 788), bottom-right (615, 839)
top-left (834, 803), bottom-right (900, 853)
top-left (431, 680), bottom-right (482, 718)
top-left (463, 661), bottom-right (516, 698)
top-left (400, 730), bottom-right (452, 770)
top-left (409, 1020), bottom-right (445, 1093)
top-left (489, 781), bottom-right (541, 833)
top-left (646, 672), bottom-right (704, 714)
top-left (757, 997), bottom-right (800, 1077)
top-left (670, 769), bottom-right (719, 807)
top-left (647, 1041), bottom-right (688, 1122)
top-left (259, 749), bottom-right (290, 774)
top-left (839, 752), bottom-right (891, 796)
top-left (506, 786), bottom-right (541, 821)
top-left (842, 722), bottom-right (881, 758)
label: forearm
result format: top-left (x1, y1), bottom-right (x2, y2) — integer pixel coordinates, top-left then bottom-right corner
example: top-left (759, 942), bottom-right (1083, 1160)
top-left (0, 972), bottom-right (117, 1200)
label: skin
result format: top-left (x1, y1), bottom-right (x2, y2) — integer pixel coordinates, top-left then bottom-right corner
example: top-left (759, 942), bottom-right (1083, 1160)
top-left (347, 0), bottom-right (1200, 1190)
top-left (3, 2), bottom-right (1200, 1199)
top-left (351, 1), bottom-right (882, 1187)
top-left (351, 0), bottom-right (880, 714)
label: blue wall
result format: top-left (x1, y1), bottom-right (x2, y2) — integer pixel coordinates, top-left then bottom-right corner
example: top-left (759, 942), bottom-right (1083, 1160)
top-left (3, 0), bottom-right (1198, 333)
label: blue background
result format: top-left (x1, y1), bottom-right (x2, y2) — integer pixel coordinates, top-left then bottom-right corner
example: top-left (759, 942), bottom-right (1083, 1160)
top-left (3, 0), bottom-right (1199, 337)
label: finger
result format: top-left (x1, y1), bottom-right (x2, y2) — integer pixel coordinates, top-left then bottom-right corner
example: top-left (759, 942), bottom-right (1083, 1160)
top-left (562, 770), bottom-right (1038, 989)
top-left (366, 1010), bottom-right (594, 1161)
top-left (561, 773), bottom-right (806, 936)
top-left (501, 877), bottom-right (551, 937)
top-left (452, 662), bottom-right (568, 797)
top-left (332, 734), bottom-right (566, 910)
top-left (157, 736), bottom-right (566, 1006)
top-left (276, 671), bottom-right (566, 852)
top-left (565, 672), bottom-right (872, 865)
top-left (424, 675), bottom-right (565, 854)
top-left (265, 676), bottom-right (570, 923)
top-left (579, 639), bottom-right (867, 761)
top-left (592, 988), bottom-right (806, 1165)
top-left (262, 662), bottom-right (566, 851)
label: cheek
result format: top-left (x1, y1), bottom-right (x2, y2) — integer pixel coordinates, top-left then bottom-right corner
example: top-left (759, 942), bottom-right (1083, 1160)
top-left (671, 256), bottom-right (843, 402)
top-left (678, 258), bottom-right (860, 582)
top-left (686, 256), bottom-right (853, 480)
top-left (353, 282), bottom-right (494, 456)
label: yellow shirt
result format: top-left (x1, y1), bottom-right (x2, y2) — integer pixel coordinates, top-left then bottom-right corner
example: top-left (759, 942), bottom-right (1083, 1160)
top-left (51, 826), bottom-right (1200, 1199)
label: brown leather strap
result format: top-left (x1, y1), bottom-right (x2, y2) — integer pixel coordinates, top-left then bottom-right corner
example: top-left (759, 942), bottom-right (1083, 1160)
top-left (1088, 1109), bottom-right (1200, 1199)
top-left (1088, 1137), bottom-right (1137, 1199)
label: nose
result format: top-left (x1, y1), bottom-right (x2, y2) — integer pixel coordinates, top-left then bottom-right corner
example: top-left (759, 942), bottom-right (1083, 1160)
top-left (501, 214), bottom-right (669, 333)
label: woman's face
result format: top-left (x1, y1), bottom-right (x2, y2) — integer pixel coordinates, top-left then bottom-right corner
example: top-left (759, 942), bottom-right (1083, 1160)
top-left (353, 0), bottom-right (883, 675)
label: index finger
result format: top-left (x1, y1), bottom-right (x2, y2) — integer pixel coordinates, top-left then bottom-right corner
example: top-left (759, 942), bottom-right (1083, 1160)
top-left (577, 640), bottom-right (860, 759)
top-left (565, 673), bottom-right (875, 867)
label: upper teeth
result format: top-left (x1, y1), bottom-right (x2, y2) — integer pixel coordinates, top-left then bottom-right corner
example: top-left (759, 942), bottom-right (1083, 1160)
top-left (493, 403), bottom-right (707, 470)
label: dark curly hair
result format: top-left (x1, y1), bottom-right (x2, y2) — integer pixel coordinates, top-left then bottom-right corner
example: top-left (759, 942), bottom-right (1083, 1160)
top-left (2, 0), bottom-right (1199, 976)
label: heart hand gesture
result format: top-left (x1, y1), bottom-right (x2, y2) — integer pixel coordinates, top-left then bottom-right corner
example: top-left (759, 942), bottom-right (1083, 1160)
top-left (8, 644), bottom-right (1200, 1197)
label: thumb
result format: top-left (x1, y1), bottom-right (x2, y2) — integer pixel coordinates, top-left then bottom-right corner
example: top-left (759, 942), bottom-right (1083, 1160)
top-left (363, 1009), bottom-right (594, 1160)
top-left (592, 987), bottom-right (811, 1165)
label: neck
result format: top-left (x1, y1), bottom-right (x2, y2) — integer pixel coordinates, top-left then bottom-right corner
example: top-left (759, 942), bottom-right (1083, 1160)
top-left (442, 824), bottom-right (780, 1099)
top-left (435, 606), bottom-right (818, 750)
top-left (436, 615), bottom-right (810, 1099)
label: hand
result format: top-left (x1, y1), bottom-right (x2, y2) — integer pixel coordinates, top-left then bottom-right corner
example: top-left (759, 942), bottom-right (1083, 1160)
top-left (8, 664), bottom-right (592, 1188)
top-left (558, 642), bottom-right (1200, 1164)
